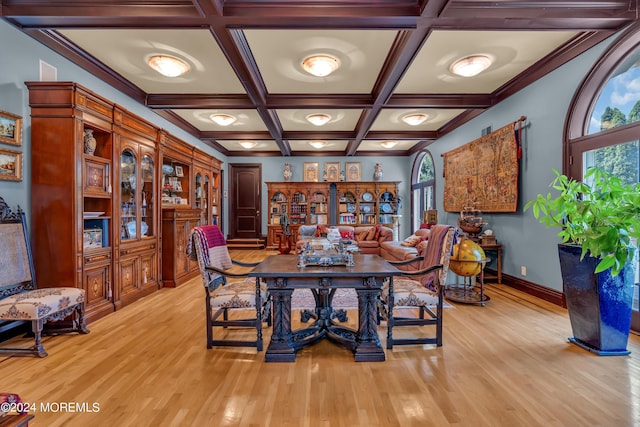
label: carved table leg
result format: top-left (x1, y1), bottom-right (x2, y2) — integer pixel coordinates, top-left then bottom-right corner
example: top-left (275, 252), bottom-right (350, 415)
top-left (265, 285), bottom-right (296, 362)
top-left (354, 286), bottom-right (385, 362)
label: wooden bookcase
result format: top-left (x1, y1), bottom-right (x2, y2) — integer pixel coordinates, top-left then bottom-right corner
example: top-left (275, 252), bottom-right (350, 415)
top-left (264, 181), bottom-right (400, 249)
top-left (27, 82), bottom-right (162, 322)
top-left (27, 82), bottom-right (224, 321)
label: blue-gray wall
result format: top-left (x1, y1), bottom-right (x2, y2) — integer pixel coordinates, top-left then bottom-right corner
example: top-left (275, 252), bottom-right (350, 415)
top-left (421, 37), bottom-right (615, 290)
top-left (0, 18), bottom-right (621, 292)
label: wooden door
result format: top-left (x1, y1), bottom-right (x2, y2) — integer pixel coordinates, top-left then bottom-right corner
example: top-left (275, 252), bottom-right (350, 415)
top-left (229, 163), bottom-right (262, 239)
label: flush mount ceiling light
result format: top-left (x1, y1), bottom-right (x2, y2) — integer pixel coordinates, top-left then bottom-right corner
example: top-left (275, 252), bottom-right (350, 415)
top-left (450, 54), bottom-right (493, 77)
top-left (147, 55), bottom-right (190, 77)
top-left (308, 140), bottom-right (328, 149)
top-left (305, 113), bottom-right (332, 126)
top-left (210, 113), bottom-right (237, 126)
top-left (301, 54), bottom-right (340, 77)
top-left (401, 113), bottom-right (429, 126)
top-left (239, 141), bottom-right (257, 149)
top-left (380, 141), bottom-right (399, 149)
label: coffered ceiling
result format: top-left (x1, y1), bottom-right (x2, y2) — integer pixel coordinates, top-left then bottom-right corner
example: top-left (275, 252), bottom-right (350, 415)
top-left (1, 1), bottom-right (637, 157)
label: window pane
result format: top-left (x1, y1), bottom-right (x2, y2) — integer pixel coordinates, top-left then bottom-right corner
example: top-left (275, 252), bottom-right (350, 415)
top-left (418, 155), bottom-right (434, 182)
top-left (588, 49), bottom-right (640, 134)
top-left (583, 141), bottom-right (640, 313)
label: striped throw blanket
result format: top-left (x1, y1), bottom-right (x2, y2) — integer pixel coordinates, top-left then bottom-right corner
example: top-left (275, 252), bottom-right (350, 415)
top-left (187, 225), bottom-right (232, 270)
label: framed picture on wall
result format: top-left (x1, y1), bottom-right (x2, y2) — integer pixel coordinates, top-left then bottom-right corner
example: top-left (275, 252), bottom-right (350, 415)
top-left (325, 162), bottom-right (340, 181)
top-left (304, 162), bottom-right (319, 182)
top-left (0, 147), bottom-right (23, 181)
top-left (0, 110), bottom-right (22, 147)
top-left (346, 162), bottom-right (361, 182)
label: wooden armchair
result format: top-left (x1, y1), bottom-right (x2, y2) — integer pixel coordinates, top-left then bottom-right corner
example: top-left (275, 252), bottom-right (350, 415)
top-left (378, 224), bottom-right (456, 349)
top-left (187, 225), bottom-right (270, 350)
top-left (0, 197), bottom-right (88, 357)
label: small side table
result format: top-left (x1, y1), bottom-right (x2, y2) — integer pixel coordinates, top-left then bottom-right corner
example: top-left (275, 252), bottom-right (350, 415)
top-left (479, 243), bottom-right (502, 284)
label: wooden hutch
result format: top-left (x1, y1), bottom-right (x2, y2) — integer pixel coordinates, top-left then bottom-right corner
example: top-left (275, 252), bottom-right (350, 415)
top-left (265, 181), bottom-right (400, 249)
top-left (28, 82), bottom-right (222, 322)
top-left (160, 135), bottom-right (222, 288)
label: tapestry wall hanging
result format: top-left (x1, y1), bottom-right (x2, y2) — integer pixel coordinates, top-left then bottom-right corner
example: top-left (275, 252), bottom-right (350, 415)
top-left (443, 119), bottom-right (523, 213)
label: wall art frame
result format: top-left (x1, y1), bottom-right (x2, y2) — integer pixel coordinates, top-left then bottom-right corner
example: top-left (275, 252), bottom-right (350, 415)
top-left (0, 110), bottom-right (22, 147)
top-left (0, 147), bottom-right (23, 181)
top-left (304, 162), bottom-right (319, 182)
top-left (345, 162), bottom-right (361, 182)
top-left (324, 162), bottom-right (340, 182)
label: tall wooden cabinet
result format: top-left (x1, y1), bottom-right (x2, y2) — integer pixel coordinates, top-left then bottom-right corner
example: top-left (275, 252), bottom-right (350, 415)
top-left (264, 181), bottom-right (400, 249)
top-left (159, 135), bottom-right (222, 287)
top-left (113, 107), bottom-right (161, 307)
top-left (27, 82), bottom-right (161, 322)
top-left (27, 82), bottom-right (223, 321)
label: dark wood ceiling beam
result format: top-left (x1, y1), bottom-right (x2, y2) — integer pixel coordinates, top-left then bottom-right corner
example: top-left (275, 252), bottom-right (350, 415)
top-left (192, 0), bottom-right (224, 17)
top-left (1, 2), bottom-right (200, 17)
top-left (266, 94), bottom-right (373, 109)
top-left (387, 93), bottom-right (492, 108)
top-left (146, 94), bottom-right (254, 109)
top-left (200, 130), bottom-right (273, 139)
top-left (282, 131), bottom-right (355, 140)
top-left (213, 27), bottom-right (291, 155)
top-left (366, 130), bottom-right (439, 139)
top-left (347, 28), bottom-right (431, 155)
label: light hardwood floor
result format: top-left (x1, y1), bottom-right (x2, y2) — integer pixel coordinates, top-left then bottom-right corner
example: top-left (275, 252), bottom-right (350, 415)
top-left (1, 250), bottom-right (639, 426)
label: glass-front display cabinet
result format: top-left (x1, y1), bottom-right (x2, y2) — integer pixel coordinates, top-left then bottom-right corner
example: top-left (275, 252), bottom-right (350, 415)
top-left (120, 148), bottom-right (155, 241)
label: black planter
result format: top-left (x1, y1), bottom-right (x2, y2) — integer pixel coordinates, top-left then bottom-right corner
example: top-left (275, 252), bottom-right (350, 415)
top-left (558, 244), bottom-right (634, 356)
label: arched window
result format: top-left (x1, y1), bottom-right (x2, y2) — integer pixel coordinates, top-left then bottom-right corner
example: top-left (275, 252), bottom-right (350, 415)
top-left (565, 23), bottom-right (640, 331)
top-left (411, 151), bottom-right (435, 231)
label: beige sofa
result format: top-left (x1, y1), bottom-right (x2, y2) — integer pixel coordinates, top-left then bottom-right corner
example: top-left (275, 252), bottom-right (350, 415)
top-left (296, 224), bottom-right (393, 255)
top-left (380, 228), bottom-right (430, 262)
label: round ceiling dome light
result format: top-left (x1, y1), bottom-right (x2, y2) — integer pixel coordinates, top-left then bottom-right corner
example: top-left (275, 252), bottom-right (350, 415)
top-left (305, 113), bottom-right (332, 126)
top-left (239, 141), bottom-right (257, 149)
top-left (210, 113), bottom-right (237, 126)
top-left (147, 55), bottom-right (190, 77)
top-left (380, 140), bottom-right (399, 149)
top-left (301, 54), bottom-right (340, 77)
top-left (401, 113), bottom-right (429, 126)
top-left (450, 54), bottom-right (493, 77)
top-left (308, 140), bottom-right (328, 149)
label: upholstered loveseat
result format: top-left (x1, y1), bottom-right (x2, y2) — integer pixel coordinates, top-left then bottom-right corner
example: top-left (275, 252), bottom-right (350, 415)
top-left (296, 224), bottom-right (393, 255)
top-left (379, 228), bottom-right (430, 262)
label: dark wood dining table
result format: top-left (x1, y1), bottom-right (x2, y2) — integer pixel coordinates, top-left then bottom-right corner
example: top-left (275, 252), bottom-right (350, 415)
top-left (249, 253), bottom-right (401, 362)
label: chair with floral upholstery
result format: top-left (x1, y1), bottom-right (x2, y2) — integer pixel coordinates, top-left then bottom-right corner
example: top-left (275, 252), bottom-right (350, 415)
top-left (378, 224), bottom-right (456, 349)
top-left (0, 197), bottom-right (88, 358)
top-left (187, 225), bottom-right (270, 350)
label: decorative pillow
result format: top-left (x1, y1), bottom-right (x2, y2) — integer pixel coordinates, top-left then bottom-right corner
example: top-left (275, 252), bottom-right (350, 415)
top-left (340, 230), bottom-right (355, 240)
top-left (373, 224), bottom-right (382, 240)
top-left (401, 235), bottom-right (422, 247)
top-left (315, 225), bottom-right (329, 237)
top-left (358, 230), bottom-right (369, 241)
top-left (365, 226), bottom-right (377, 241)
top-left (299, 225), bottom-right (317, 237)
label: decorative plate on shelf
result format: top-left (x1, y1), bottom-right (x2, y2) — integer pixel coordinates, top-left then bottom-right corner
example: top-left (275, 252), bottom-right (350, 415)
top-left (126, 221), bottom-right (148, 237)
top-left (347, 204), bottom-right (355, 213)
top-left (84, 212), bottom-right (105, 218)
top-left (381, 203), bottom-right (392, 213)
top-left (362, 205), bottom-right (371, 213)
top-left (162, 165), bottom-right (174, 175)
top-left (362, 192), bottom-right (373, 202)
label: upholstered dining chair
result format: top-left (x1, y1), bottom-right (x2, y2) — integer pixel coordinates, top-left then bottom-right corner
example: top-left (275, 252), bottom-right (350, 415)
top-left (378, 224), bottom-right (457, 349)
top-left (187, 225), bottom-right (270, 350)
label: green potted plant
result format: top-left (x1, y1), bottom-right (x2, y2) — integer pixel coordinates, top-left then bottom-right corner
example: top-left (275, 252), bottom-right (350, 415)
top-left (525, 167), bottom-right (640, 355)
